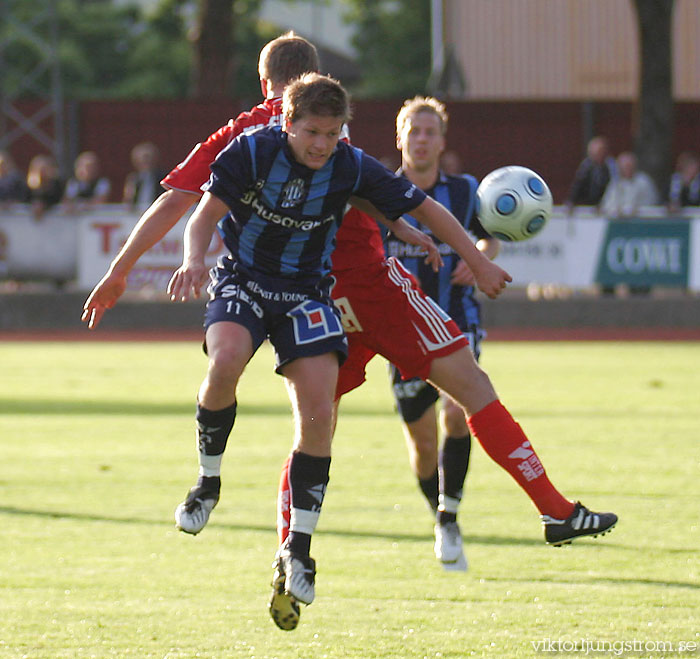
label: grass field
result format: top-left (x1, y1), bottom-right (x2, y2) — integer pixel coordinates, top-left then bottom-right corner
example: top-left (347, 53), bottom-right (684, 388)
top-left (0, 340), bottom-right (698, 658)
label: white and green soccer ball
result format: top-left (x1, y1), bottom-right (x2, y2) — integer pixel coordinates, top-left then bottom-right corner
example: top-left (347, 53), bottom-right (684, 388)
top-left (476, 165), bottom-right (553, 242)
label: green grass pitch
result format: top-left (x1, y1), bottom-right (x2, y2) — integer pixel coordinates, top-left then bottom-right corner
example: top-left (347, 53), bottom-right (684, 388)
top-left (0, 340), bottom-right (698, 658)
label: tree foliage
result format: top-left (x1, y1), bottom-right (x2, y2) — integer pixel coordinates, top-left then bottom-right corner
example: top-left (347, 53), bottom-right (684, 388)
top-left (61, 0), bottom-right (191, 99)
top-left (0, 0), bottom-right (434, 101)
top-left (0, 0), bottom-right (271, 101)
top-left (341, 0), bottom-right (431, 98)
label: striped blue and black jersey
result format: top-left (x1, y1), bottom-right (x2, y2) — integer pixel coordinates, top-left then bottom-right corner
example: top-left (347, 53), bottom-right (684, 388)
top-left (384, 171), bottom-right (490, 329)
top-left (204, 126), bottom-right (425, 280)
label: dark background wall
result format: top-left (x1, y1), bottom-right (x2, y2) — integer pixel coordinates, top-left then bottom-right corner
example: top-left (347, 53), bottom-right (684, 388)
top-left (2, 291), bottom-right (699, 336)
top-left (9, 100), bottom-right (700, 204)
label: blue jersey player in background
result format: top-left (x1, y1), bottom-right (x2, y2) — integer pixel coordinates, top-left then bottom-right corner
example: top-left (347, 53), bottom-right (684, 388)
top-left (384, 96), bottom-right (501, 571)
top-left (167, 74), bottom-right (511, 621)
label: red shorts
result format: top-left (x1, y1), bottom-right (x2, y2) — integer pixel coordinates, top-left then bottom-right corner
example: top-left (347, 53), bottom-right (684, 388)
top-left (332, 257), bottom-right (468, 398)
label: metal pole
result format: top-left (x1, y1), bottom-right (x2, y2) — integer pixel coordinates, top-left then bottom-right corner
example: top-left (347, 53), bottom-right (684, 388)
top-left (48, 0), bottom-right (66, 176)
top-left (431, 0), bottom-right (444, 80)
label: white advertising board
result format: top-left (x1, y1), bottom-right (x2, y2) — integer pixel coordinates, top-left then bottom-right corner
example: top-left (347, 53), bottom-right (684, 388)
top-left (76, 207), bottom-right (226, 294)
top-left (1, 205), bottom-right (699, 293)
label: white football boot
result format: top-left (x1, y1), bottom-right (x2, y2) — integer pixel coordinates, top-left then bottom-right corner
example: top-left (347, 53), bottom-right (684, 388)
top-left (434, 521), bottom-right (468, 571)
top-left (174, 484), bottom-right (219, 535)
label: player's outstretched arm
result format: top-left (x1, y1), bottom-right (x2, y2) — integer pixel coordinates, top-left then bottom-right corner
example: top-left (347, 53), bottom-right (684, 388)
top-left (411, 197), bottom-right (512, 299)
top-left (81, 190), bottom-right (198, 329)
top-left (450, 236), bottom-right (500, 286)
top-left (386, 217), bottom-right (443, 272)
top-left (167, 192), bottom-right (228, 303)
top-left (349, 197), bottom-right (443, 271)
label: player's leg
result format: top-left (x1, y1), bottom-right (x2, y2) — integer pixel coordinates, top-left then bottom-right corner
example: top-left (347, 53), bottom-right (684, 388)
top-left (402, 397), bottom-right (469, 569)
top-left (175, 262), bottom-right (265, 535)
top-left (345, 258), bottom-right (465, 518)
top-left (268, 293), bottom-right (346, 630)
top-left (438, 396), bottom-right (471, 524)
top-left (271, 329), bottom-right (365, 630)
top-left (432, 395), bottom-right (471, 570)
top-left (428, 347), bottom-right (571, 512)
top-left (282, 353), bottom-right (337, 539)
top-left (175, 320), bottom-right (256, 534)
top-left (335, 259), bottom-right (471, 563)
top-left (276, 400), bottom-right (340, 547)
top-left (389, 364), bottom-right (441, 511)
top-left (432, 328), bottom-right (482, 564)
top-left (272, 396), bottom-right (338, 630)
top-left (271, 352), bottom-right (337, 626)
top-left (388, 363), bottom-right (468, 568)
top-left (428, 347), bottom-right (617, 544)
top-left (402, 407), bottom-right (440, 509)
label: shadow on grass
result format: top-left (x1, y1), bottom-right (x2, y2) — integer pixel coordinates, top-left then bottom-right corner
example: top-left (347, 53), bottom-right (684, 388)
top-left (0, 398), bottom-right (392, 417)
top-left (490, 574), bottom-right (700, 591)
top-left (7, 398), bottom-right (695, 419)
top-left (0, 398), bottom-right (279, 416)
top-left (3, 506), bottom-right (697, 590)
top-left (0, 504), bottom-right (537, 547)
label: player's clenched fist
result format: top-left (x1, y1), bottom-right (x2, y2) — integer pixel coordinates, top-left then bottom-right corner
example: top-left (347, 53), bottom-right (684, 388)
top-left (473, 260), bottom-right (512, 299)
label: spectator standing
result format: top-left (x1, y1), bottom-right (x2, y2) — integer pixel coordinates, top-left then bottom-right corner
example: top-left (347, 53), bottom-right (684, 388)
top-left (123, 142), bottom-right (165, 212)
top-left (63, 151), bottom-right (112, 209)
top-left (600, 151), bottom-right (658, 218)
top-left (0, 150), bottom-right (28, 204)
top-left (565, 136), bottom-right (616, 213)
top-left (25, 154), bottom-right (64, 220)
top-left (599, 151), bottom-right (658, 296)
top-left (668, 151), bottom-right (700, 213)
top-left (440, 149), bottom-right (463, 176)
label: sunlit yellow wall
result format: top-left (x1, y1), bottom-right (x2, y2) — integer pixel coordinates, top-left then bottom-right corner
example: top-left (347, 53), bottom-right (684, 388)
top-left (443, 0), bottom-right (699, 100)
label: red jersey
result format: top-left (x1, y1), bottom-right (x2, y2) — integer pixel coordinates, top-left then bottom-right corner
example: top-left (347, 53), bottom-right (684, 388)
top-left (161, 98), bottom-right (386, 271)
top-left (162, 98), bottom-right (285, 194)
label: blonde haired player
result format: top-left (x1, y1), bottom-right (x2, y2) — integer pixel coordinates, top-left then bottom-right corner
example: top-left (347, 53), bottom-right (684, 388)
top-left (383, 95), bottom-right (499, 570)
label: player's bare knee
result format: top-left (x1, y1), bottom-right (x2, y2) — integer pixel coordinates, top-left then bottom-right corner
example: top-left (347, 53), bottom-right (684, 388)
top-left (415, 436), bottom-right (438, 458)
top-left (206, 345), bottom-right (246, 385)
top-left (406, 426), bottom-right (437, 462)
top-left (443, 404), bottom-right (468, 436)
top-left (303, 397), bottom-right (336, 430)
top-left (295, 403), bottom-right (335, 453)
top-left (473, 365), bottom-right (497, 397)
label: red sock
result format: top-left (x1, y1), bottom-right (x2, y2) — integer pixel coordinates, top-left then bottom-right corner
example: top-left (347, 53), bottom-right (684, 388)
top-left (276, 455), bottom-right (291, 545)
top-left (467, 400), bottom-right (575, 519)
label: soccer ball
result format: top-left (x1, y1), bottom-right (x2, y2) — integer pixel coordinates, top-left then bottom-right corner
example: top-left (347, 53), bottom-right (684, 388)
top-left (476, 166), bottom-right (553, 242)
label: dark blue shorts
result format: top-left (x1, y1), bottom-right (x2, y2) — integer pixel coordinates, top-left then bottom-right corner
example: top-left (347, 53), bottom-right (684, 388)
top-left (389, 325), bottom-right (485, 424)
top-left (204, 258), bottom-right (348, 373)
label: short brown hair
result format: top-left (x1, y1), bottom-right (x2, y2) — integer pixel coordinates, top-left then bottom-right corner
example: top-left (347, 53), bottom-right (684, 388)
top-left (283, 72), bottom-right (351, 124)
top-left (258, 32), bottom-right (320, 87)
top-left (396, 96), bottom-right (448, 136)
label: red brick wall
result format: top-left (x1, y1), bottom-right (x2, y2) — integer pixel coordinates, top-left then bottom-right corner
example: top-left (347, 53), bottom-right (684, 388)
top-left (348, 100), bottom-right (631, 201)
top-left (7, 99), bottom-right (700, 203)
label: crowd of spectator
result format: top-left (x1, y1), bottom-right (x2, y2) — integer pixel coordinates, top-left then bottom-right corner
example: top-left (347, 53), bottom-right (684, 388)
top-left (0, 142), bottom-right (167, 292)
top-left (557, 136), bottom-right (700, 298)
top-left (2, 138), bottom-right (699, 218)
top-left (668, 151), bottom-right (700, 212)
top-left (0, 137), bottom-right (698, 298)
top-left (565, 136), bottom-right (700, 217)
top-left (0, 141), bottom-right (166, 218)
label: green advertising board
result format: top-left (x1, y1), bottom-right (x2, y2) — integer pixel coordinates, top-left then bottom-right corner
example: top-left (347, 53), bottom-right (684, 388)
top-left (595, 219), bottom-right (690, 287)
